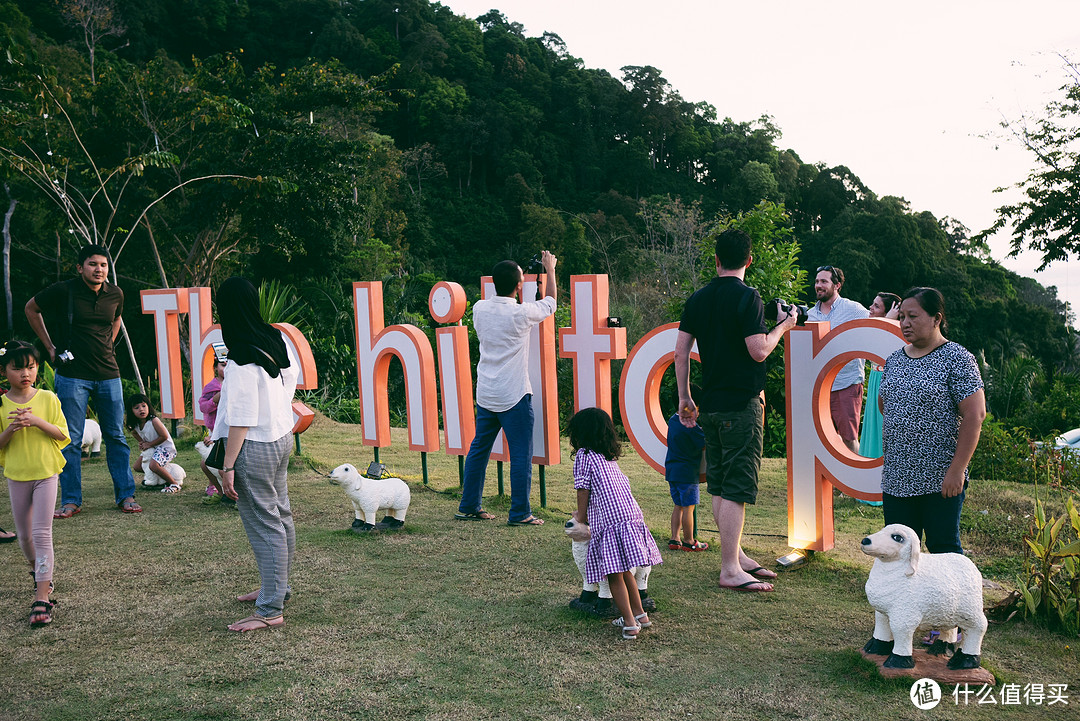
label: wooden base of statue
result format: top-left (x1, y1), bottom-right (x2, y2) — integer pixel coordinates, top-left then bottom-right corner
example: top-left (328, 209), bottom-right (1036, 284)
top-left (861, 648), bottom-right (995, 686)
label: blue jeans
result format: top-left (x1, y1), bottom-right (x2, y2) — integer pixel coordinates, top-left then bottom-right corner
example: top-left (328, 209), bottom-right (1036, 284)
top-left (883, 485), bottom-right (966, 555)
top-left (459, 394), bottom-right (534, 522)
top-left (55, 374), bottom-right (136, 507)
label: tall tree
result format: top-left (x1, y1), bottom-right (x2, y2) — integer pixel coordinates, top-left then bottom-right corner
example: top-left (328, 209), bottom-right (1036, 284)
top-left (980, 56), bottom-right (1080, 270)
top-left (58, 0), bottom-right (126, 85)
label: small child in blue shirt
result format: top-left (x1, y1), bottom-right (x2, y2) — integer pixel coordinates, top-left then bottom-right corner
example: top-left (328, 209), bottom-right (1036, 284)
top-left (665, 413), bottom-right (708, 551)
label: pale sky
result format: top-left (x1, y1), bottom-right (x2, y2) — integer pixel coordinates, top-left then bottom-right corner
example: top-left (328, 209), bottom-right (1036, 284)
top-left (442, 0), bottom-right (1080, 317)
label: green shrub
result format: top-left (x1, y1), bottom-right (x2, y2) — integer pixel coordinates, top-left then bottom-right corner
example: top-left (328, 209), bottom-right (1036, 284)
top-left (1017, 488), bottom-right (1080, 636)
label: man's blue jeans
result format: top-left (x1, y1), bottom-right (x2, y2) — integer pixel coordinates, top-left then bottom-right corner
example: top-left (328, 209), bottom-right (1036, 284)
top-left (54, 374), bottom-right (136, 507)
top-left (459, 394), bottom-right (534, 522)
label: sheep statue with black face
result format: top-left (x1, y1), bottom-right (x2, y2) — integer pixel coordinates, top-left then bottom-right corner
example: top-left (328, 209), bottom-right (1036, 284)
top-left (328, 463), bottom-right (410, 532)
top-left (860, 523), bottom-right (987, 670)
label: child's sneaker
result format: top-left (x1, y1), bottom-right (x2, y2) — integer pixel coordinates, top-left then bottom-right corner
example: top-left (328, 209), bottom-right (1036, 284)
top-left (205, 485), bottom-right (218, 496)
top-left (202, 493), bottom-right (222, 506)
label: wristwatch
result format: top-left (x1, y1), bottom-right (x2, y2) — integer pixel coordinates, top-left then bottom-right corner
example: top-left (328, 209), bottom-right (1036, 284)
top-left (223, 467), bottom-right (235, 472)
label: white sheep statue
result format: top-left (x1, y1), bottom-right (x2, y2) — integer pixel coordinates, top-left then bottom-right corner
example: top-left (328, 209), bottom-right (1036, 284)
top-left (328, 463), bottom-right (410, 532)
top-left (861, 523), bottom-right (987, 670)
top-left (565, 515), bottom-right (653, 616)
top-left (81, 418), bottom-right (102, 457)
top-left (138, 449), bottom-right (187, 490)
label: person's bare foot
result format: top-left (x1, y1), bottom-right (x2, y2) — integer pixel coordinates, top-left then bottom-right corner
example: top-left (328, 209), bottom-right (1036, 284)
top-left (236, 589), bottom-right (259, 602)
top-left (227, 614), bottom-right (284, 632)
top-left (718, 569), bottom-right (774, 592)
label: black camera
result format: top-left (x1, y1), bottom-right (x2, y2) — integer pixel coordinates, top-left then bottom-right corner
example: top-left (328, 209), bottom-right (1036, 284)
top-left (607, 317), bottom-right (622, 328)
top-left (763, 299), bottom-right (808, 327)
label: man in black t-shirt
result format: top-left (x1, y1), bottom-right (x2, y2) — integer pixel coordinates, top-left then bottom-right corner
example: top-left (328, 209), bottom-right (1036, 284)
top-left (674, 229), bottom-right (796, 592)
top-left (25, 245), bottom-right (139, 517)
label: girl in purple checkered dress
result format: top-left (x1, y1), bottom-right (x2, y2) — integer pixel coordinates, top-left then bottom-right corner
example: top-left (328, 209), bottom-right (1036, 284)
top-left (569, 407), bottom-right (663, 640)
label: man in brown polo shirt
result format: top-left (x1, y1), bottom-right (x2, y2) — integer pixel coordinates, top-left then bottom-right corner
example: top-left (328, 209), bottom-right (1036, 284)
top-left (25, 245), bottom-right (140, 516)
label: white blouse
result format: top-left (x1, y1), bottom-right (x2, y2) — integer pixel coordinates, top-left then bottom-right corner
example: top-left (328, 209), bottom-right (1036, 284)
top-left (211, 337), bottom-right (299, 443)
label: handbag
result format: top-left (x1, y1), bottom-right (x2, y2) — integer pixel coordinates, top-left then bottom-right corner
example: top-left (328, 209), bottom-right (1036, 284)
top-left (206, 438), bottom-right (228, 470)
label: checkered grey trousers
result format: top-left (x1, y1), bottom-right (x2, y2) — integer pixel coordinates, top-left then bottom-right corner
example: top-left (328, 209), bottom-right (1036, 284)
top-left (234, 433), bottom-right (294, 617)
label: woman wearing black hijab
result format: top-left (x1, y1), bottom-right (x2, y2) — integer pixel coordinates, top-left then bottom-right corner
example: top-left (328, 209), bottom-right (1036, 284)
top-left (211, 277), bottom-right (299, 632)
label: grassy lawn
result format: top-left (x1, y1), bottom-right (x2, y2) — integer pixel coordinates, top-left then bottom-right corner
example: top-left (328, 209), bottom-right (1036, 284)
top-left (2, 413), bottom-right (1077, 720)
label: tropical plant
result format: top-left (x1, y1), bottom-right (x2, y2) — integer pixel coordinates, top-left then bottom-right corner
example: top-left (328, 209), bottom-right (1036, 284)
top-left (258, 279), bottom-right (307, 327)
top-left (1017, 486), bottom-right (1080, 636)
top-left (985, 353), bottom-right (1044, 420)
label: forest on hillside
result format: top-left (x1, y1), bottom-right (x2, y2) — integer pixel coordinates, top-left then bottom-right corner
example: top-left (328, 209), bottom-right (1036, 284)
top-left (2, 0), bottom-right (1078, 444)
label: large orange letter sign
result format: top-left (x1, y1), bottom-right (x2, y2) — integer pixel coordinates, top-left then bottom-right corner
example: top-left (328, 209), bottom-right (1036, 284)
top-left (429, 281), bottom-right (474, 456)
top-left (785, 318), bottom-right (905, 551)
top-left (619, 323), bottom-right (698, 474)
top-left (141, 289), bottom-right (188, 419)
top-left (144, 287), bottom-right (318, 433)
top-left (353, 281), bottom-right (439, 452)
top-left (559, 275), bottom-right (627, 415)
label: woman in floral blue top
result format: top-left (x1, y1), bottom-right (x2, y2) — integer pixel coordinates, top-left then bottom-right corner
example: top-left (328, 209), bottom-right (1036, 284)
top-left (880, 287), bottom-right (986, 554)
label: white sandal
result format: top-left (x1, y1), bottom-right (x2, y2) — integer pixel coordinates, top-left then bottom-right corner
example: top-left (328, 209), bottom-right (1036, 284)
top-left (161, 484), bottom-right (181, 494)
top-left (612, 613), bottom-right (652, 630)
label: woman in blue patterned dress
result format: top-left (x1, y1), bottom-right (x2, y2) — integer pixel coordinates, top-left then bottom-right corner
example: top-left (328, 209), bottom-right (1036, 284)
top-left (879, 287), bottom-right (986, 554)
top-left (569, 407), bottom-right (663, 640)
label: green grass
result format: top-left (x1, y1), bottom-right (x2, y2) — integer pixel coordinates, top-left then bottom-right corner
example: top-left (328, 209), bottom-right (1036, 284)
top-left (2, 413), bottom-right (1077, 720)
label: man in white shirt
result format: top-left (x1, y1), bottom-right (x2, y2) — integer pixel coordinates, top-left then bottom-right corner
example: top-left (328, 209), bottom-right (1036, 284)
top-left (455, 251), bottom-right (557, 526)
top-left (806, 265), bottom-right (869, 453)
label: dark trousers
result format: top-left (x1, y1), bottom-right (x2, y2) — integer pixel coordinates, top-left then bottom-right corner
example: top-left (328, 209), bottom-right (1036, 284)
top-left (883, 485), bottom-right (966, 554)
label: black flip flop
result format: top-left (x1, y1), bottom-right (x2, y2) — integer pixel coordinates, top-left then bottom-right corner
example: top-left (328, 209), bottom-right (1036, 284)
top-left (507, 515), bottom-right (544, 526)
top-left (454, 510), bottom-right (496, 521)
top-left (745, 565), bottom-right (777, 579)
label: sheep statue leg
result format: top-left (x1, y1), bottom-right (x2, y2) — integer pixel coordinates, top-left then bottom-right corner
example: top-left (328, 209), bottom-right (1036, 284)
top-left (862, 610), bottom-right (895, 656)
top-left (353, 505), bottom-right (378, 532)
top-left (568, 540), bottom-right (606, 616)
top-left (379, 506), bottom-right (406, 528)
top-left (883, 615), bottom-right (918, 668)
top-left (947, 615), bottom-right (987, 670)
top-left (633, 565), bottom-right (655, 612)
top-left (351, 503), bottom-right (377, 531)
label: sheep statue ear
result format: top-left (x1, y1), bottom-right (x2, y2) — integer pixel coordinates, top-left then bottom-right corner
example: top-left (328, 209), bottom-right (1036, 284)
top-left (905, 534), bottom-right (920, 577)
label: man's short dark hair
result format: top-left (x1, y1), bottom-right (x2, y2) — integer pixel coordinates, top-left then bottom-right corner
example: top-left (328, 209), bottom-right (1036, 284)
top-left (713, 229), bottom-right (752, 271)
top-left (78, 244), bottom-right (112, 266)
top-left (492, 260), bottom-right (523, 296)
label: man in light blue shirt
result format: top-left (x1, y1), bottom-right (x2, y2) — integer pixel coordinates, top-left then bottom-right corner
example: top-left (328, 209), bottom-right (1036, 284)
top-left (806, 265), bottom-right (869, 453)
